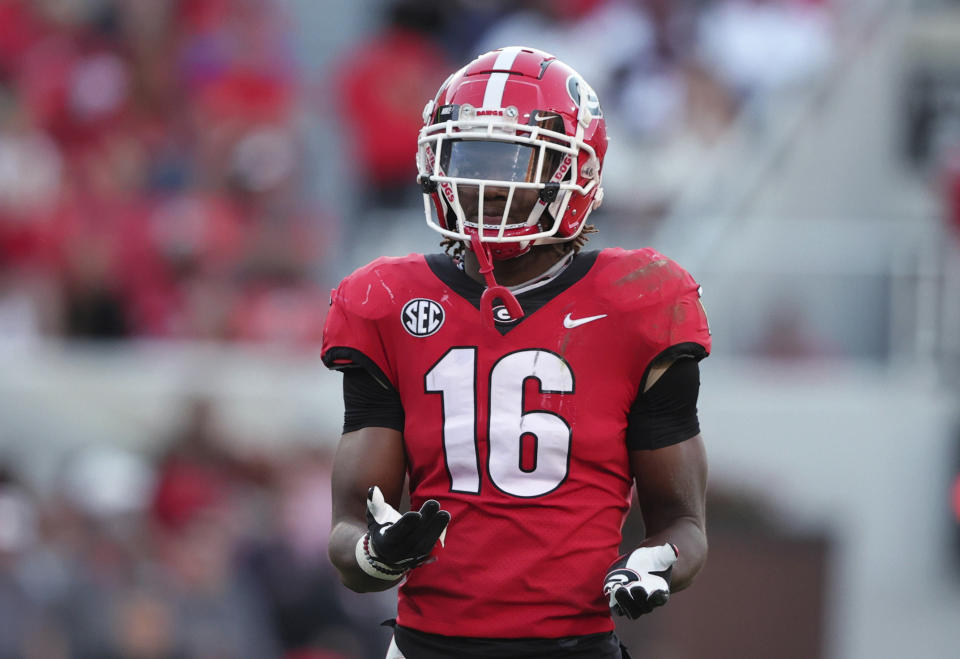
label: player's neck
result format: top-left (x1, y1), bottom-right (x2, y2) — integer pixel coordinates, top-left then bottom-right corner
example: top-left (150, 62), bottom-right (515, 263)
top-left (461, 245), bottom-right (570, 288)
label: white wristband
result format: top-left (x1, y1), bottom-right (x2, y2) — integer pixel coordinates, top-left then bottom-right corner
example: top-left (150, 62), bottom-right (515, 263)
top-left (355, 534), bottom-right (405, 581)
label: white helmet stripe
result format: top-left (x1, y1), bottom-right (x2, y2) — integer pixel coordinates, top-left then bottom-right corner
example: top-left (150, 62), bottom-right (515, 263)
top-left (482, 46), bottom-right (523, 109)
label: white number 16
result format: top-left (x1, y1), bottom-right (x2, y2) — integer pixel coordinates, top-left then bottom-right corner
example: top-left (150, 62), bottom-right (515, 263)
top-left (425, 348), bottom-right (574, 498)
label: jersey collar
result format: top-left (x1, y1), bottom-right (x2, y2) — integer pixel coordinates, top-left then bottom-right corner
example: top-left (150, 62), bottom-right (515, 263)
top-left (425, 250), bottom-right (599, 335)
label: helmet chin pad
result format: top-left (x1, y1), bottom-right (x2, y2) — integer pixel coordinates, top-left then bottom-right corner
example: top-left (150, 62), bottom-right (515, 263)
top-left (472, 234), bottom-right (532, 261)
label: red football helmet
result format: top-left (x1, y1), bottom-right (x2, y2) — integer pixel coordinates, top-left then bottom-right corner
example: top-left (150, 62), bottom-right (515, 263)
top-left (417, 46), bottom-right (608, 261)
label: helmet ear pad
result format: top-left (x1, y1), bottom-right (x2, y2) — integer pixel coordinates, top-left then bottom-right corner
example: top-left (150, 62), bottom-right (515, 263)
top-left (547, 126), bottom-right (604, 240)
top-left (556, 177), bottom-right (600, 239)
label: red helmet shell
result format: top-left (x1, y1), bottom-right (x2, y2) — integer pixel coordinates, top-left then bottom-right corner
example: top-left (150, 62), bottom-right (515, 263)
top-left (418, 47), bottom-right (607, 258)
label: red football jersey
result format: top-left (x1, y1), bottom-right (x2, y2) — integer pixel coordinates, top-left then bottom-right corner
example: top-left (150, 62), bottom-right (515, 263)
top-left (322, 248), bottom-right (711, 639)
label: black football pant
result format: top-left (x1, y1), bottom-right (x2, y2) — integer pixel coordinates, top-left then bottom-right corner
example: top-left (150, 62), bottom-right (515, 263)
top-left (391, 624), bottom-right (632, 659)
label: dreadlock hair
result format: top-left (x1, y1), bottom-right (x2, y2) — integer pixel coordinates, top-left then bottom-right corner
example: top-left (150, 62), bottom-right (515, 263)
top-left (440, 224), bottom-right (598, 261)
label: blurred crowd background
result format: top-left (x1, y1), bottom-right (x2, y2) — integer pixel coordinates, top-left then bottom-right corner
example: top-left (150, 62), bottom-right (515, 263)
top-left (0, 0), bottom-right (328, 348)
top-left (0, 0), bottom-right (959, 658)
top-left (0, 0), bottom-right (837, 348)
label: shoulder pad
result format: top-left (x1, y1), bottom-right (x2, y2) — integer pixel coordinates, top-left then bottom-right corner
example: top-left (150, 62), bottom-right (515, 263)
top-left (593, 248), bottom-right (710, 362)
top-left (333, 254), bottom-right (423, 320)
top-left (594, 247), bottom-right (698, 309)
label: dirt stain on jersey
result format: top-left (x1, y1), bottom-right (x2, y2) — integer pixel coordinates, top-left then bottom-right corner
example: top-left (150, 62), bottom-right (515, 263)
top-left (613, 258), bottom-right (670, 287)
top-left (671, 300), bottom-right (688, 325)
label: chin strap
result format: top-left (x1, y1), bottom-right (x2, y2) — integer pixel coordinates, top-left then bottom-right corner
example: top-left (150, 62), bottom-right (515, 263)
top-left (471, 238), bottom-right (524, 330)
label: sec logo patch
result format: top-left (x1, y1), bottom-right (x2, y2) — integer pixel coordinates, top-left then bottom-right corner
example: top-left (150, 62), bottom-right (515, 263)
top-left (401, 298), bottom-right (445, 337)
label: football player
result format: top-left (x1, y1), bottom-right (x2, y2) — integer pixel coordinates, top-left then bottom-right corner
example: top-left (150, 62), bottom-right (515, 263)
top-left (323, 46), bottom-right (711, 659)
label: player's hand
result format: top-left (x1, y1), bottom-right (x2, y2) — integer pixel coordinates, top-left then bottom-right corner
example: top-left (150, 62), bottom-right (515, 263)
top-left (602, 543), bottom-right (678, 619)
top-left (355, 486), bottom-right (450, 581)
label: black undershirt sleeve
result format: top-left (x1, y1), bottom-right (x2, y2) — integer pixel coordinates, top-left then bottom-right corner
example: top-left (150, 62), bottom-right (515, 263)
top-left (626, 357), bottom-right (701, 450)
top-left (341, 367), bottom-right (405, 434)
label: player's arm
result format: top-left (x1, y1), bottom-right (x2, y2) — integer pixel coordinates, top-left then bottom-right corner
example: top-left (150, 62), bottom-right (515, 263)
top-left (603, 357), bottom-right (708, 618)
top-left (630, 431), bottom-right (707, 591)
top-left (329, 424), bottom-right (407, 592)
top-left (328, 368), bottom-right (450, 593)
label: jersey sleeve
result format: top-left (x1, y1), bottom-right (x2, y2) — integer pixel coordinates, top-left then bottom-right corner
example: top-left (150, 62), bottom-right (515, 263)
top-left (635, 258), bottom-right (712, 373)
top-left (662, 282), bottom-right (711, 361)
top-left (321, 279), bottom-right (396, 389)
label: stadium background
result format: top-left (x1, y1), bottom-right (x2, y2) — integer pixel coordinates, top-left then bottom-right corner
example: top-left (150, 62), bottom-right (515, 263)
top-left (0, 0), bottom-right (958, 657)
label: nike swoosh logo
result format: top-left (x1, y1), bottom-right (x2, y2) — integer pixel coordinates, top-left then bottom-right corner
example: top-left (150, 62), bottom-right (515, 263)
top-left (563, 313), bottom-right (607, 329)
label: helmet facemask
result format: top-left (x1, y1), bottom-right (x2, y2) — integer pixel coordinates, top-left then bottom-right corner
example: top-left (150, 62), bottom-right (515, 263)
top-left (418, 107), bottom-right (599, 261)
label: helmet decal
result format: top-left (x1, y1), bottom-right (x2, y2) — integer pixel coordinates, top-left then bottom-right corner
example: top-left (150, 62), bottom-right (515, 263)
top-left (481, 46), bottom-right (523, 109)
top-left (566, 74), bottom-right (602, 127)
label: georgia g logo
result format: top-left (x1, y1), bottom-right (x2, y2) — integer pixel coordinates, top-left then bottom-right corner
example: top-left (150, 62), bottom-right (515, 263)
top-left (492, 304), bottom-right (519, 325)
top-left (401, 298), bottom-right (445, 337)
top-left (567, 74), bottom-right (602, 127)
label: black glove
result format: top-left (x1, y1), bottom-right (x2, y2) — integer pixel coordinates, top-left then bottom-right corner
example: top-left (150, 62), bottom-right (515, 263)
top-left (602, 543), bottom-right (678, 619)
top-left (355, 486), bottom-right (450, 580)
